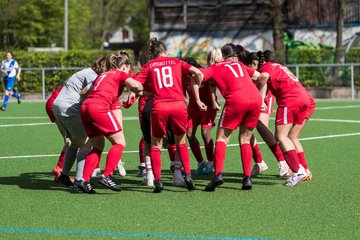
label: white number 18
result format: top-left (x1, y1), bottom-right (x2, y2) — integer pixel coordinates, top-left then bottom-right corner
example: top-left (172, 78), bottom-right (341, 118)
top-left (154, 66), bottom-right (174, 88)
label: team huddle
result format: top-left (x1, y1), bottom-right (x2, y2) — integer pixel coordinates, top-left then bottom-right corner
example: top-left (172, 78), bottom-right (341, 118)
top-left (45, 38), bottom-right (315, 194)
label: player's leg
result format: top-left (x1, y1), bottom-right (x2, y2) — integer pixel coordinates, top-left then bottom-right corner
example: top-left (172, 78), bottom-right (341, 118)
top-left (187, 118), bottom-right (206, 174)
top-left (250, 134), bottom-right (268, 177)
top-left (239, 125), bottom-right (256, 189)
top-left (201, 126), bottom-right (214, 174)
top-left (52, 121), bottom-right (71, 181)
top-left (113, 108), bottom-right (126, 177)
top-left (151, 136), bottom-right (164, 193)
top-left (2, 77), bottom-right (12, 110)
top-left (137, 138), bottom-right (146, 177)
top-left (205, 127), bottom-right (233, 191)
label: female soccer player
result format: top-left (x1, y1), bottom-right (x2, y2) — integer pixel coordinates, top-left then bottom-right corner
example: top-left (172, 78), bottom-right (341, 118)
top-left (245, 52), bottom-right (290, 177)
top-left (193, 43), bottom-right (262, 191)
top-left (1, 51), bottom-right (22, 111)
top-left (136, 38), bottom-right (203, 193)
top-left (52, 58), bottom-right (104, 186)
top-left (257, 50), bottom-right (312, 186)
top-left (79, 52), bottom-right (143, 194)
top-left (184, 57), bottom-right (218, 175)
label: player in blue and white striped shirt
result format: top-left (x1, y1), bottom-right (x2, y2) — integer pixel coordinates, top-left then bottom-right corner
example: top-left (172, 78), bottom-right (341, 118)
top-left (1, 51), bottom-right (22, 111)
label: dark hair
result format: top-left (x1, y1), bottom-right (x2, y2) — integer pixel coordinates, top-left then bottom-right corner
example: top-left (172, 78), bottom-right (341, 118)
top-left (6, 51), bottom-right (13, 57)
top-left (257, 51), bottom-right (265, 69)
top-left (91, 56), bottom-right (106, 75)
top-left (245, 52), bottom-right (259, 66)
top-left (183, 57), bottom-right (201, 68)
top-left (235, 45), bottom-right (248, 63)
top-left (264, 50), bottom-right (275, 63)
top-left (105, 52), bottom-right (131, 71)
top-left (148, 38), bottom-right (167, 60)
top-left (221, 43), bottom-right (237, 59)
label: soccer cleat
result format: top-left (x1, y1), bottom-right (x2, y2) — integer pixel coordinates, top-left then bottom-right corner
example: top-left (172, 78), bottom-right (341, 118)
top-left (1, 106), bottom-right (6, 111)
top-left (302, 169), bottom-right (313, 181)
top-left (76, 180), bottom-right (96, 194)
top-left (116, 161), bottom-right (126, 177)
top-left (205, 173), bottom-right (224, 192)
top-left (284, 167), bottom-right (306, 187)
top-left (242, 177), bottom-right (252, 190)
top-left (91, 168), bottom-right (102, 178)
top-left (204, 161), bottom-right (214, 174)
top-left (137, 165), bottom-right (146, 177)
top-left (98, 175), bottom-right (121, 191)
top-left (195, 160), bottom-right (207, 175)
top-left (17, 94), bottom-right (22, 104)
top-left (278, 161), bottom-right (291, 177)
top-left (153, 180), bottom-right (164, 193)
top-left (251, 161), bottom-right (268, 177)
top-left (184, 174), bottom-right (196, 191)
top-left (172, 173), bottom-right (185, 186)
top-left (142, 170), bottom-right (154, 186)
top-left (57, 173), bottom-right (73, 187)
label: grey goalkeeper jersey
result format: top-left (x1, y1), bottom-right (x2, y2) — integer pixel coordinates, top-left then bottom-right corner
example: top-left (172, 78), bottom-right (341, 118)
top-left (53, 68), bottom-right (97, 117)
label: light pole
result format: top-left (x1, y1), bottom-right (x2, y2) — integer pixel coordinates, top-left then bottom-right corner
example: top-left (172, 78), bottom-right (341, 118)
top-left (64, 0), bottom-right (68, 51)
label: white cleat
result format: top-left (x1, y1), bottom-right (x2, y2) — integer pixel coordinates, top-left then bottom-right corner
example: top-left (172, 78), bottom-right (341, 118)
top-left (251, 161), bottom-right (268, 177)
top-left (301, 169), bottom-right (313, 181)
top-left (278, 161), bottom-right (291, 177)
top-left (116, 161), bottom-right (126, 177)
top-left (284, 166), bottom-right (306, 186)
top-left (172, 174), bottom-right (185, 186)
top-left (91, 168), bottom-right (102, 178)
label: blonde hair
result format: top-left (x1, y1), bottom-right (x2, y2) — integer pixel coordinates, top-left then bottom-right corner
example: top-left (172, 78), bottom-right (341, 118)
top-left (105, 52), bottom-right (131, 71)
top-left (207, 48), bottom-right (223, 66)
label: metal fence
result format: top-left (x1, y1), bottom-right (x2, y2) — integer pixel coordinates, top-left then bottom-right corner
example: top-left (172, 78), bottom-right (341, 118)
top-left (8, 63), bottom-right (360, 101)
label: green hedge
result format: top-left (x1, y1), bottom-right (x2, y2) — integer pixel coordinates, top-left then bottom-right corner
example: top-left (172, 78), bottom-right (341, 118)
top-left (0, 49), bottom-right (134, 93)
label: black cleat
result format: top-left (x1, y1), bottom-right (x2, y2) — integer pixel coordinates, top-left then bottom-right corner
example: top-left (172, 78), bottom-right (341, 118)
top-left (98, 175), bottom-right (121, 191)
top-left (17, 94), bottom-right (22, 104)
top-left (1, 106), bottom-right (6, 111)
top-left (137, 166), bottom-right (146, 177)
top-left (57, 173), bottom-right (73, 187)
top-left (242, 176), bottom-right (252, 190)
top-left (184, 173), bottom-right (196, 191)
top-left (170, 165), bottom-right (175, 173)
top-left (205, 173), bottom-right (224, 192)
top-left (76, 180), bottom-right (96, 194)
top-left (153, 180), bottom-right (164, 193)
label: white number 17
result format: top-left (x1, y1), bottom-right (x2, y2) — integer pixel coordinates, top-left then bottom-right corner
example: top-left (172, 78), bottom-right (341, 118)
top-left (225, 63), bottom-right (244, 78)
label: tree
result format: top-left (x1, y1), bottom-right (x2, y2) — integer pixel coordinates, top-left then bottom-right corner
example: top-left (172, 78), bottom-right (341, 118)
top-left (333, 0), bottom-right (345, 84)
top-left (271, 0), bottom-right (286, 63)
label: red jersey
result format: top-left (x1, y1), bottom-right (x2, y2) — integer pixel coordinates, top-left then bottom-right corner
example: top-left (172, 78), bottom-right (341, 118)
top-left (185, 76), bottom-right (212, 109)
top-left (260, 62), bottom-right (309, 107)
top-left (136, 56), bottom-right (191, 103)
top-left (201, 60), bottom-right (260, 101)
top-left (85, 69), bottom-right (129, 108)
top-left (46, 87), bottom-right (63, 111)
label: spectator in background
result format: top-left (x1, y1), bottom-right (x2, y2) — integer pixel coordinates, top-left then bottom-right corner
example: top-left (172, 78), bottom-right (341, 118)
top-left (1, 51), bottom-right (22, 111)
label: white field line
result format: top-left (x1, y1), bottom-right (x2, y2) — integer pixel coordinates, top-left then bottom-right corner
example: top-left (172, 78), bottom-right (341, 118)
top-left (0, 122), bottom-right (53, 127)
top-left (0, 105), bottom-right (359, 120)
top-left (0, 132), bottom-right (359, 160)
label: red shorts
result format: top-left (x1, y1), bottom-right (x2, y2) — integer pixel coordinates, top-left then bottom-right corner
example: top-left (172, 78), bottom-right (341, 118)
top-left (45, 99), bottom-right (56, 123)
top-left (219, 98), bottom-right (261, 130)
top-left (187, 105), bottom-right (216, 129)
top-left (261, 94), bottom-right (275, 115)
top-left (111, 100), bottom-right (121, 111)
top-left (81, 103), bottom-right (122, 138)
top-left (275, 105), bottom-right (308, 125)
top-left (304, 106), bottom-right (315, 119)
top-left (151, 101), bottom-right (187, 138)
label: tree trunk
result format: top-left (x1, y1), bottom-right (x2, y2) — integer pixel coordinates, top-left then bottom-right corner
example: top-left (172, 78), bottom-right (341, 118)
top-left (271, 0), bottom-right (286, 63)
top-left (333, 0), bottom-right (345, 85)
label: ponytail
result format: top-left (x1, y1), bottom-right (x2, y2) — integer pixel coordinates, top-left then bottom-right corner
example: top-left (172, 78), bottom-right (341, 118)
top-left (148, 38), bottom-right (167, 60)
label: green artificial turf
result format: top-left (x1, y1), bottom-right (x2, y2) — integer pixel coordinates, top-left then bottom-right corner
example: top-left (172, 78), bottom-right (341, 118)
top-left (0, 100), bottom-right (359, 240)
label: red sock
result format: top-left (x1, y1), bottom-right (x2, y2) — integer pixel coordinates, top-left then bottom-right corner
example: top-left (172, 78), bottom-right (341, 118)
top-left (139, 137), bottom-right (145, 163)
top-left (168, 144), bottom-right (177, 162)
top-left (283, 150), bottom-right (300, 172)
top-left (190, 142), bottom-right (203, 163)
top-left (177, 143), bottom-right (191, 174)
top-left (252, 144), bottom-right (263, 164)
top-left (241, 143), bottom-right (253, 177)
top-left (83, 148), bottom-right (102, 182)
top-left (55, 150), bottom-right (65, 169)
top-left (205, 139), bottom-right (214, 161)
top-left (297, 152), bottom-right (308, 170)
top-left (103, 144), bottom-right (124, 177)
top-left (214, 141), bottom-right (226, 175)
top-left (95, 157), bottom-right (101, 169)
top-left (270, 144), bottom-right (285, 162)
top-left (150, 147), bottom-right (162, 180)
